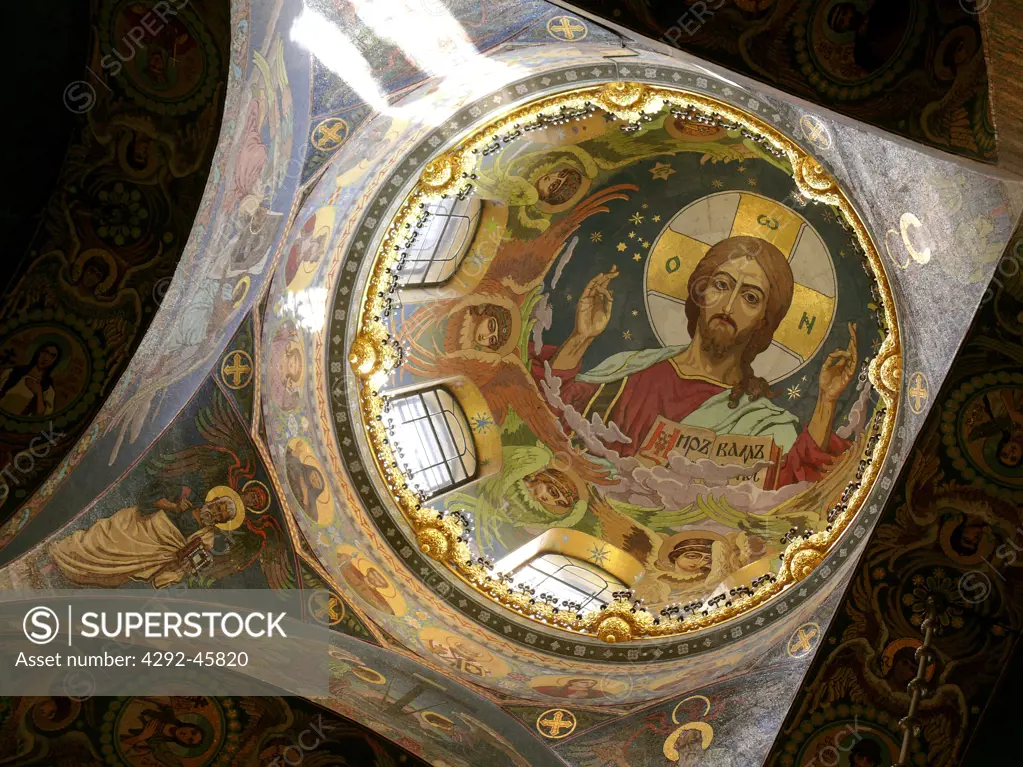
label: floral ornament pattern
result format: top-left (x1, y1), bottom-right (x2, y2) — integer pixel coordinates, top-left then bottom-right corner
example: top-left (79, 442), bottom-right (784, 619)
top-left (902, 568), bottom-right (965, 632)
top-left (95, 182), bottom-right (149, 247)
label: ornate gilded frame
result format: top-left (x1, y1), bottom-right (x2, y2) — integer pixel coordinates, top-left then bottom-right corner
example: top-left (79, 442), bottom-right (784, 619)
top-left (346, 82), bottom-right (901, 643)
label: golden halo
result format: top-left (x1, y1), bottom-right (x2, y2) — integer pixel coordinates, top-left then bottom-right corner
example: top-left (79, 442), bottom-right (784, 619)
top-left (351, 666), bottom-right (387, 685)
top-left (241, 479), bottom-right (272, 513)
top-left (671, 695), bottom-right (712, 724)
top-left (421, 711), bottom-right (456, 730)
top-left (205, 485), bottom-right (245, 531)
top-left (336, 544), bottom-right (407, 616)
top-left (663, 721), bottom-right (714, 760)
top-left (645, 191), bottom-right (838, 384)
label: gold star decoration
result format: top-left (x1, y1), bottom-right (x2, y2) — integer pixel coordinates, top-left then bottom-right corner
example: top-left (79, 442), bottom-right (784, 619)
top-left (652, 215), bottom-right (661, 222)
top-left (641, 203), bottom-right (649, 209)
top-left (622, 330), bottom-right (632, 340)
top-left (590, 231), bottom-right (603, 242)
top-left (711, 179), bottom-right (724, 189)
top-left (630, 212), bottom-right (644, 224)
top-left (631, 309), bottom-right (639, 317)
top-left (633, 253), bottom-right (642, 261)
top-left (566, 294), bottom-right (573, 302)
top-left (747, 177), bottom-right (757, 187)
top-left (628, 231), bottom-right (636, 239)
top-left (642, 241), bottom-right (650, 249)
top-left (616, 242), bottom-right (627, 252)
top-left (737, 165), bottom-right (747, 173)
top-left (649, 162), bottom-right (676, 181)
top-left (786, 384), bottom-right (802, 400)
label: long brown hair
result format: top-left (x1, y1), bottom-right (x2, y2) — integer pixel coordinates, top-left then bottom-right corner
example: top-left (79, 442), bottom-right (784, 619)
top-left (684, 236), bottom-right (794, 407)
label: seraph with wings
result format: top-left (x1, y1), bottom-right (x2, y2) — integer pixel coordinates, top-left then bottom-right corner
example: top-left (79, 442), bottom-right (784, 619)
top-left (399, 184), bottom-right (637, 484)
top-left (146, 391), bottom-right (295, 589)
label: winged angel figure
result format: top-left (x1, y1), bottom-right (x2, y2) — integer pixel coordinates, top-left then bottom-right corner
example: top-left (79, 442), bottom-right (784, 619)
top-left (51, 389), bottom-right (294, 589)
top-left (399, 184), bottom-right (637, 485)
top-left (105, 35), bottom-right (294, 464)
top-left (142, 390), bottom-right (295, 588)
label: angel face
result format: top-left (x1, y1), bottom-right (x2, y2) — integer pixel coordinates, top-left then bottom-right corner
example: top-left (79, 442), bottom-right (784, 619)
top-left (524, 469), bottom-right (577, 512)
top-left (666, 539), bottom-right (715, 575)
top-left (241, 485), bottom-right (268, 511)
top-left (475, 314), bottom-right (500, 348)
top-left (80, 258), bottom-right (110, 291)
top-left (459, 304), bottom-right (512, 352)
top-left (535, 168), bottom-right (582, 205)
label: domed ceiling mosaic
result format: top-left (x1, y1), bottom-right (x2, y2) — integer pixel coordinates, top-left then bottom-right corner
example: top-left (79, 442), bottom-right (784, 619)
top-left (319, 79), bottom-right (899, 650)
top-left (7, 1), bottom-right (1023, 764)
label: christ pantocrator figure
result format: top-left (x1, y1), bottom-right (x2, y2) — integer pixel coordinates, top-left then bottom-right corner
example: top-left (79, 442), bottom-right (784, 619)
top-left (530, 235), bottom-right (859, 487)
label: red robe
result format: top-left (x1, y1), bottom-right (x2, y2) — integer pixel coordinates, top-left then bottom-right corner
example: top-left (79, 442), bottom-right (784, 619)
top-left (530, 343), bottom-right (848, 487)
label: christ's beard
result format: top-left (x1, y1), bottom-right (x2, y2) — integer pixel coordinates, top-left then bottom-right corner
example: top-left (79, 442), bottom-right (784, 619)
top-left (698, 315), bottom-right (755, 358)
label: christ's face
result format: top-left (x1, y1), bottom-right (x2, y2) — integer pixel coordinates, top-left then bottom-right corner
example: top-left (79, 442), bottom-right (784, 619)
top-left (696, 256), bottom-right (769, 355)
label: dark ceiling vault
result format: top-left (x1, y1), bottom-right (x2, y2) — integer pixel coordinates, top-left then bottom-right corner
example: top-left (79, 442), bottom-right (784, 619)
top-left (0, 0), bottom-right (229, 529)
top-left (556, 0), bottom-right (997, 166)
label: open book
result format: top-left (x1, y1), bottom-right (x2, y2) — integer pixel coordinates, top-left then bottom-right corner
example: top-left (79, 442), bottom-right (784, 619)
top-left (637, 416), bottom-right (782, 490)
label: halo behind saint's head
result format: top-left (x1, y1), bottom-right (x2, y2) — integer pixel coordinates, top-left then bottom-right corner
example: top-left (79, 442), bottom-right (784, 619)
top-left (206, 485), bottom-right (245, 531)
top-left (645, 191), bottom-right (838, 384)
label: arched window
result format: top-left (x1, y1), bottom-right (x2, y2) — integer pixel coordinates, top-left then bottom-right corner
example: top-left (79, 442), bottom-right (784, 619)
top-left (387, 386), bottom-right (477, 497)
top-left (397, 194), bottom-right (481, 287)
top-left (512, 554), bottom-right (626, 612)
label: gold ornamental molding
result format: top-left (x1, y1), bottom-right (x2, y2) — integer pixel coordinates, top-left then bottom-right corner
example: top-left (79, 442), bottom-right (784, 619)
top-left (347, 82), bottom-right (901, 642)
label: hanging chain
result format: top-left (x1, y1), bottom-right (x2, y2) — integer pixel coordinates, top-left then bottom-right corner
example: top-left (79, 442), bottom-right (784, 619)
top-left (895, 597), bottom-right (938, 767)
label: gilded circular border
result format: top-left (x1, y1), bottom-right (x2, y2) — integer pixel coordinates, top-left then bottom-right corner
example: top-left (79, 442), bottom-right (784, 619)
top-left (332, 79), bottom-right (901, 646)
